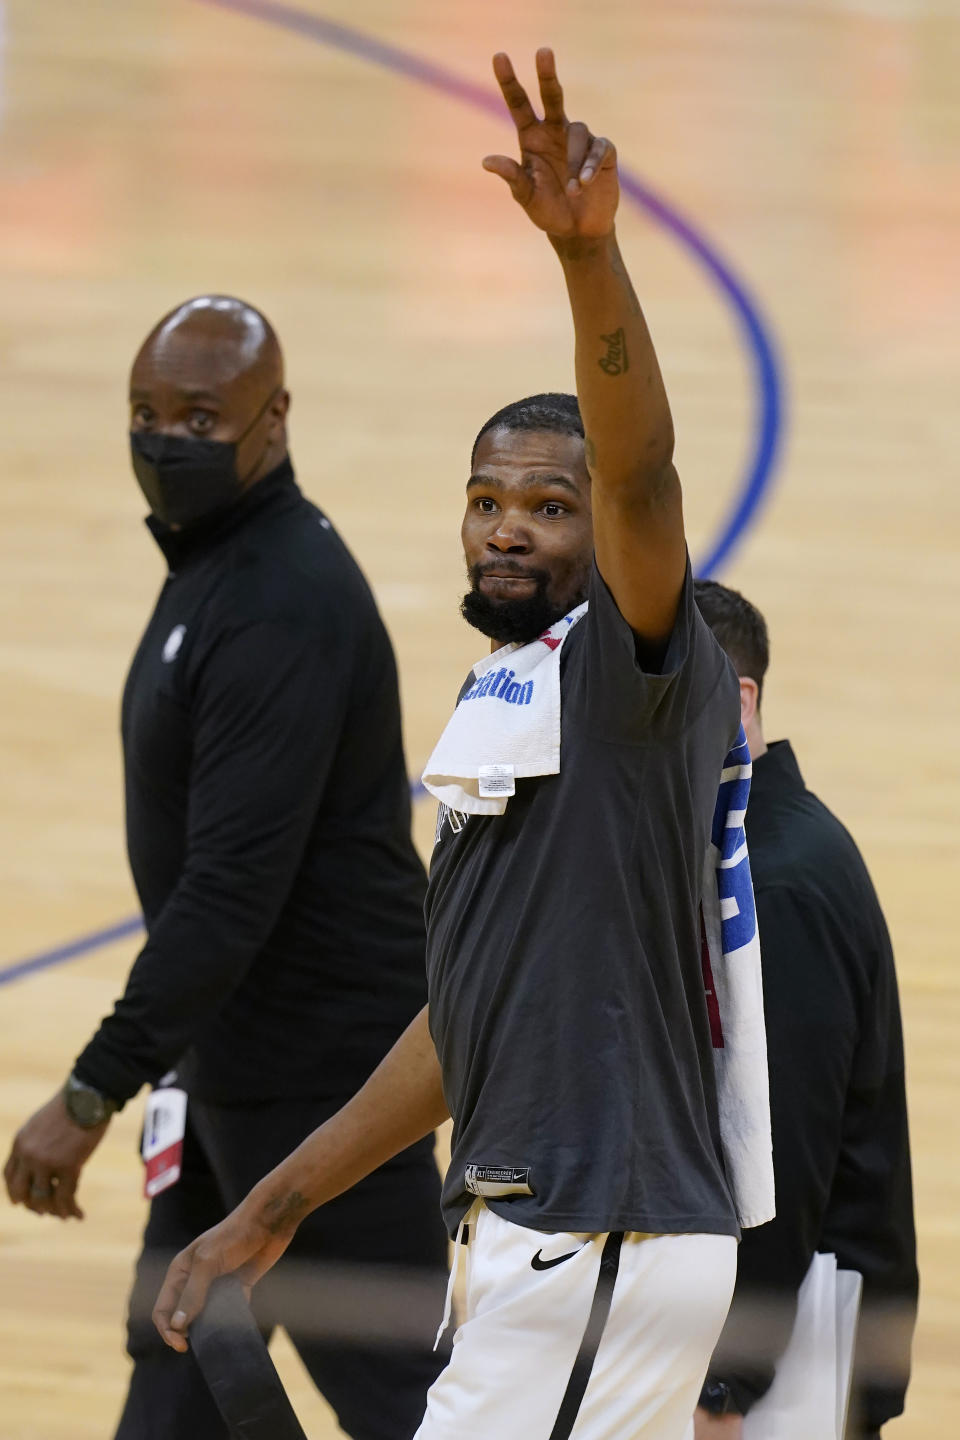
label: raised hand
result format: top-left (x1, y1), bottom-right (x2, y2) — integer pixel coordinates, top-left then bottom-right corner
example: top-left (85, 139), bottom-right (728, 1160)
top-left (484, 48), bottom-right (685, 644)
top-left (482, 48), bottom-right (618, 240)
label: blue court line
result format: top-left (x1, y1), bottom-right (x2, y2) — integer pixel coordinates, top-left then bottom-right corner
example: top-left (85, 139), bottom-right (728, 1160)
top-left (1, 6), bottom-right (785, 988)
top-left (0, 782), bottom-right (430, 988)
top-left (0, 916), bottom-right (146, 987)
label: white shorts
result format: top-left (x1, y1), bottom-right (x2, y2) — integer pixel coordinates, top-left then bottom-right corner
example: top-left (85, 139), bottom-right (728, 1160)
top-left (415, 1204), bottom-right (736, 1440)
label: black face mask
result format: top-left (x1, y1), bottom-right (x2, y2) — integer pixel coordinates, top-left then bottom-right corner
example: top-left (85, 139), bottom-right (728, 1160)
top-left (130, 391), bottom-right (276, 529)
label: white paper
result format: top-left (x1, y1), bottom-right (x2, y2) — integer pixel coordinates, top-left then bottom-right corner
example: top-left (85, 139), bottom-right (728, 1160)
top-left (835, 1267), bottom-right (863, 1439)
top-left (742, 1253), bottom-right (862, 1440)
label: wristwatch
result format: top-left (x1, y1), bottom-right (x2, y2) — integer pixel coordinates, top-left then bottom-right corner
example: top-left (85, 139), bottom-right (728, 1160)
top-left (63, 1072), bottom-right (119, 1129)
top-left (699, 1379), bottom-right (736, 1416)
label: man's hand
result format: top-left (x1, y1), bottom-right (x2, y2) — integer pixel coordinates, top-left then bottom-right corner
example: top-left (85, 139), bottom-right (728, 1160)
top-left (694, 1407), bottom-right (743, 1439)
top-left (153, 1196), bottom-right (300, 1352)
top-left (153, 1005), bottom-right (448, 1352)
top-left (485, 49), bottom-right (684, 643)
top-left (3, 1091), bottom-right (108, 1219)
top-left (482, 49), bottom-right (618, 241)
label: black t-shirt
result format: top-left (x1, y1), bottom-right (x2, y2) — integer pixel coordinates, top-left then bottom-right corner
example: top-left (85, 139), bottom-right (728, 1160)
top-left (76, 462), bottom-right (428, 1105)
top-left (425, 560), bottom-right (742, 1237)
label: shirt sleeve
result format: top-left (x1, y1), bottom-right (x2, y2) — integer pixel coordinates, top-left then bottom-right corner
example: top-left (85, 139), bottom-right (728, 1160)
top-left (580, 555), bottom-right (737, 746)
top-left (74, 619), bottom-right (349, 1103)
top-left (705, 882), bottom-right (876, 1414)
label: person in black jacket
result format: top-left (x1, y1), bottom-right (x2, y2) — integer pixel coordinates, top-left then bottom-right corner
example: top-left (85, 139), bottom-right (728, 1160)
top-left (692, 579), bottom-right (918, 1440)
top-left (3, 294), bottom-right (448, 1440)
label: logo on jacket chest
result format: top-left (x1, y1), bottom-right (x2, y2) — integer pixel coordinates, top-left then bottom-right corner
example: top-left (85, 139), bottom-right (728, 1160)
top-left (162, 625), bottom-right (187, 663)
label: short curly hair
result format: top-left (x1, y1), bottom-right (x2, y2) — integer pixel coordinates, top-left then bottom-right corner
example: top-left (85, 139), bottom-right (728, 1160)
top-left (471, 393), bottom-right (584, 466)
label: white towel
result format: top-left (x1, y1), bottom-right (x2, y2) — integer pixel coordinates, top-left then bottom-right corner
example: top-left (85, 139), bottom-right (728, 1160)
top-left (421, 603), bottom-right (587, 815)
top-left (701, 729), bottom-right (775, 1229)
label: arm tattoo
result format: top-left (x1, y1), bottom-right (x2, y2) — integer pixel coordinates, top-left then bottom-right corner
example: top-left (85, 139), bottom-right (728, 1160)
top-left (262, 1190), bottom-right (310, 1235)
top-left (598, 328), bottom-right (629, 376)
top-left (609, 247), bottom-right (642, 317)
top-left (584, 435), bottom-right (597, 467)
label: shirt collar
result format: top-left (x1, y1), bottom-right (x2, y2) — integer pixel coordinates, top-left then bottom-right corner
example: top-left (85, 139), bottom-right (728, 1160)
top-left (145, 457), bottom-right (300, 570)
top-left (751, 739), bottom-right (805, 800)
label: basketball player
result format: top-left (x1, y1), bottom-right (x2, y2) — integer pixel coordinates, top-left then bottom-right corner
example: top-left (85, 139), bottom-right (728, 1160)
top-left (3, 295), bottom-right (449, 1439)
top-left (693, 581), bottom-right (917, 1440)
top-left (152, 51), bottom-right (772, 1440)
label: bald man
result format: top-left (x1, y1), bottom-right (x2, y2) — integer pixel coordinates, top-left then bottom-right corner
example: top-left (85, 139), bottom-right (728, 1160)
top-left (3, 296), bottom-right (449, 1439)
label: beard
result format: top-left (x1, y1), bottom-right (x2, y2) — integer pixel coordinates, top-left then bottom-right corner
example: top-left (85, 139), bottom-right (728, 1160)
top-left (460, 561), bottom-right (582, 644)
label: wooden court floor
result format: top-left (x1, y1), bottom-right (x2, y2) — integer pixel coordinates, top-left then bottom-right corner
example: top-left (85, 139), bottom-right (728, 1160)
top-left (1, 0), bottom-right (958, 1434)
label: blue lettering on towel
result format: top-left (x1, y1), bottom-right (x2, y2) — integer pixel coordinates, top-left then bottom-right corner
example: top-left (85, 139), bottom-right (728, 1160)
top-left (460, 669), bottom-right (534, 706)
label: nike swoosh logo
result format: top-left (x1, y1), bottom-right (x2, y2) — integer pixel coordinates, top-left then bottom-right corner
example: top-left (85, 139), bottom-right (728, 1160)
top-left (530, 1246), bottom-right (586, 1271)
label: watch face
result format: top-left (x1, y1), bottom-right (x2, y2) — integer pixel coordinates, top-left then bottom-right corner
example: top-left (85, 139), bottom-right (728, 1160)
top-left (701, 1381), bottom-right (732, 1415)
top-left (68, 1085), bottom-right (105, 1127)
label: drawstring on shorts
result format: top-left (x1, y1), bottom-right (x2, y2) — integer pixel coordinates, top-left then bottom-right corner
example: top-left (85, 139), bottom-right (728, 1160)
top-left (434, 1199), bottom-right (479, 1350)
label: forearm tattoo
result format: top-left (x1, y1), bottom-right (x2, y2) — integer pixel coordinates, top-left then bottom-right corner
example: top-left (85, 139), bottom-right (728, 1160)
top-left (598, 328), bottom-right (629, 376)
top-left (262, 1189), bottom-right (310, 1234)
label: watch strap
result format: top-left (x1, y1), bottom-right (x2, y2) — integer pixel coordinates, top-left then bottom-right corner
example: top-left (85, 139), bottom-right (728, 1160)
top-left (699, 1378), bottom-right (735, 1415)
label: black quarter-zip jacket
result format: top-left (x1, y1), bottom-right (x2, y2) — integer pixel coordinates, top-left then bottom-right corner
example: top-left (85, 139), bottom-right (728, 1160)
top-left (75, 460), bottom-right (429, 1104)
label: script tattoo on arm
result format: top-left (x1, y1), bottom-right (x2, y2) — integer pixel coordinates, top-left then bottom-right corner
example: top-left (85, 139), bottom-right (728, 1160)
top-left (262, 1190), bottom-right (310, 1235)
top-left (598, 328), bottom-right (629, 376)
